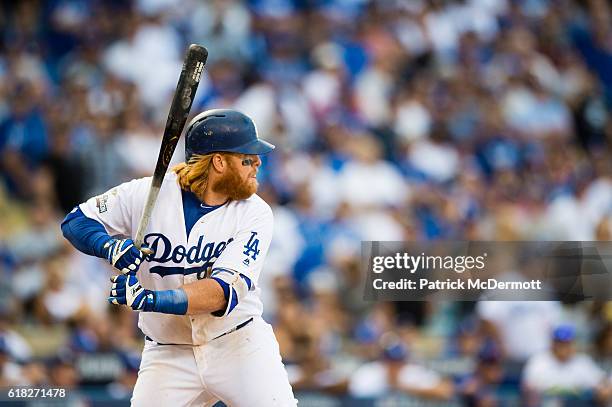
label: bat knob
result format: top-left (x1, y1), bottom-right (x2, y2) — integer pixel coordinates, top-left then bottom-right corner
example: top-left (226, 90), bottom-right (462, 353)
top-left (140, 247), bottom-right (154, 256)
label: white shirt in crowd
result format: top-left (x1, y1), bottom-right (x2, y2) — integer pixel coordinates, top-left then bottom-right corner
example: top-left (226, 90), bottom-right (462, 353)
top-left (349, 361), bottom-right (443, 398)
top-left (523, 351), bottom-right (605, 392)
top-left (477, 301), bottom-right (562, 361)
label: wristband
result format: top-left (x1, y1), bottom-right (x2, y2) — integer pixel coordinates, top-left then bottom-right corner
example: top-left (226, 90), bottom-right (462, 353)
top-left (151, 289), bottom-right (188, 315)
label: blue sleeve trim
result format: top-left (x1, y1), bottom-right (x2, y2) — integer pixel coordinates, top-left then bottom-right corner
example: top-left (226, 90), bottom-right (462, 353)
top-left (211, 277), bottom-right (230, 316)
top-left (227, 287), bottom-right (238, 314)
top-left (210, 277), bottom-right (239, 317)
top-left (209, 268), bottom-right (251, 317)
top-left (211, 267), bottom-right (252, 290)
top-left (240, 274), bottom-right (252, 290)
top-left (210, 268), bottom-right (233, 279)
top-left (152, 289), bottom-right (188, 315)
top-left (211, 276), bottom-right (230, 300)
top-left (61, 207), bottom-right (112, 258)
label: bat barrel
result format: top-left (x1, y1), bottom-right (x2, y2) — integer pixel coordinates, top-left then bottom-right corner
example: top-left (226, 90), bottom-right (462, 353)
top-left (134, 44), bottom-right (208, 250)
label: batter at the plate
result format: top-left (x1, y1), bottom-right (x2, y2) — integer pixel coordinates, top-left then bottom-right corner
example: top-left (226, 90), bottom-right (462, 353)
top-left (61, 109), bottom-right (297, 406)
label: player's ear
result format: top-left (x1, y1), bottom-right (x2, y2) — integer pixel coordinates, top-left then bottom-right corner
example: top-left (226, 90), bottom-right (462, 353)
top-left (210, 153), bottom-right (226, 173)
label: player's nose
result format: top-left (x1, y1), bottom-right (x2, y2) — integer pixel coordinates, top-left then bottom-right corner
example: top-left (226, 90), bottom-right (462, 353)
top-left (252, 155), bottom-right (262, 168)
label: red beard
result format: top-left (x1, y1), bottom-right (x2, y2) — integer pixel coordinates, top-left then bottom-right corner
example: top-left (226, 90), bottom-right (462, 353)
top-left (211, 160), bottom-right (257, 200)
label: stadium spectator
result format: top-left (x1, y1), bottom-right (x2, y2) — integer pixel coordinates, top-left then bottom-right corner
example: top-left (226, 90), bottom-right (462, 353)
top-left (522, 324), bottom-right (612, 405)
top-left (348, 333), bottom-right (454, 400)
top-left (458, 344), bottom-right (506, 407)
top-left (0, 337), bottom-right (26, 386)
top-left (476, 300), bottom-right (562, 361)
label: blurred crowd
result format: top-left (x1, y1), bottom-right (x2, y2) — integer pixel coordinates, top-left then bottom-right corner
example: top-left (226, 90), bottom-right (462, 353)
top-left (1, 0), bottom-right (612, 405)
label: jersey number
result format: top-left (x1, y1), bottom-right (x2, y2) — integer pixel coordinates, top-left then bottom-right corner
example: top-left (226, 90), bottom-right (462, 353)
top-left (243, 232), bottom-right (261, 260)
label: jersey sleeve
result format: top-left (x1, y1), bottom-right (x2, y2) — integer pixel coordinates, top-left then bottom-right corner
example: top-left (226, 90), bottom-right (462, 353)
top-left (79, 178), bottom-right (147, 237)
top-left (212, 200), bottom-right (274, 288)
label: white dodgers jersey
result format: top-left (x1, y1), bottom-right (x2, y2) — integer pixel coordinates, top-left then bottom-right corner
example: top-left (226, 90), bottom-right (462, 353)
top-left (79, 172), bottom-right (273, 344)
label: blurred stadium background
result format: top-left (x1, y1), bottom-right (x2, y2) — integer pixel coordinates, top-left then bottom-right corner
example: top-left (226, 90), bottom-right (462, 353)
top-left (1, 0), bottom-right (612, 405)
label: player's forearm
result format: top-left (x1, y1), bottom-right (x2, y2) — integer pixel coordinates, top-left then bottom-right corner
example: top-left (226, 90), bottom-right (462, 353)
top-left (128, 279), bottom-right (225, 315)
top-left (61, 207), bottom-right (112, 258)
top-left (110, 273), bottom-right (228, 316)
top-left (182, 278), bottom-right (227, 315)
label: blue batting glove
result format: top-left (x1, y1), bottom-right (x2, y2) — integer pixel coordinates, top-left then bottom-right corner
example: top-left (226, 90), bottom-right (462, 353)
top-left (103, 238), bottom-right (149, 274)
top-left (108, 274), bottom-right (155, 312)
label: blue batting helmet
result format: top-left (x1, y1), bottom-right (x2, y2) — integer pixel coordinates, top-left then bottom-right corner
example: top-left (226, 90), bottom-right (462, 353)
top-left (184, 109), bottom-right (275, 160)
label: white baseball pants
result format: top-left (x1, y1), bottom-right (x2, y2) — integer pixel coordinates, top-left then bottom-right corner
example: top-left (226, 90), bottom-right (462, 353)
top-left (131, 317), bottom-right (297, 406)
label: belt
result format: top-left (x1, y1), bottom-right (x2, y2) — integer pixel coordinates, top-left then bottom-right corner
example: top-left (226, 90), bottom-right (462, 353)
top-left (145, 317), bottom-right (254, 345)
top-left (212, 317), bottom-right (254, 340)
top-left (143, 337), bottom-right (185, 345)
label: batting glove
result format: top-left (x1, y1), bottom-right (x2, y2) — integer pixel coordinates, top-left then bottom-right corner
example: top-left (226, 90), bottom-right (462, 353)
top-left (108, 274), bottom-right (155, 312)
top-left (103, 238), bottom-right (149, 274)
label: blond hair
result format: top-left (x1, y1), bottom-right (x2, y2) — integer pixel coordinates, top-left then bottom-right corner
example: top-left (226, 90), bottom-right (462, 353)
top-left (172, 154), bottom-right (214, 201)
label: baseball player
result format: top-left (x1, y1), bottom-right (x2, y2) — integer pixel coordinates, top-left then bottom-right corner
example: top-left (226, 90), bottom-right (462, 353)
top-left (61, 109), bottom-right (297, 406)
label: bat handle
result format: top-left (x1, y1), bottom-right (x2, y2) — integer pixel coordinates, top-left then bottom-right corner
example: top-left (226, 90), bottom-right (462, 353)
top-left (134, 183), bottom-right (162, 254)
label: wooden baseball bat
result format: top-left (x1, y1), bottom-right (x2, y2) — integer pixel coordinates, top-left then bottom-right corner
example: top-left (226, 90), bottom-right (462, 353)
top-left (134, 44), bottom-right (208, 253)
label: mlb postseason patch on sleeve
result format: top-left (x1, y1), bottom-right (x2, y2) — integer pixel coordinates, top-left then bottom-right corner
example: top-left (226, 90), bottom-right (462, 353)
top-left (96, 194), bottom-right (109, 213)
